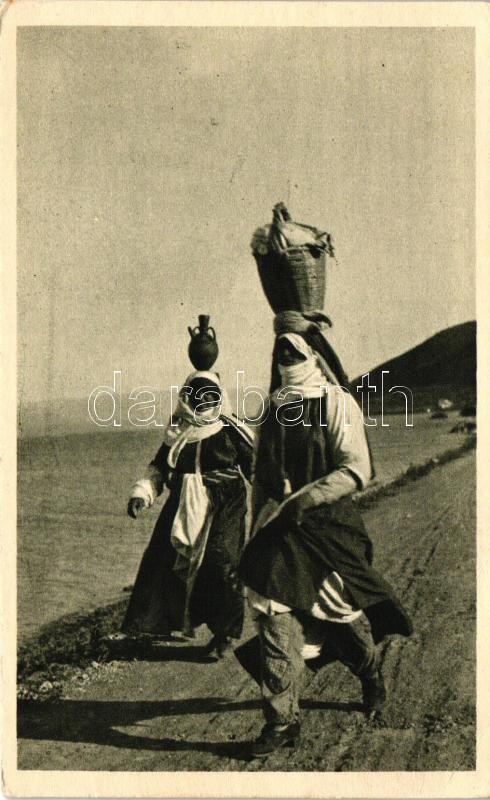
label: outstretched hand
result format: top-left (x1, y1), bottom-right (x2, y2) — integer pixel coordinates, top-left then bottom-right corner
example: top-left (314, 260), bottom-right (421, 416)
top-left (127, 497), bottom-right (146, 519)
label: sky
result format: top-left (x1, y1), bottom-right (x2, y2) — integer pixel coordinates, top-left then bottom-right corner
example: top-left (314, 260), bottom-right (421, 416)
top-left (17, 26), bottom-right (475, 409)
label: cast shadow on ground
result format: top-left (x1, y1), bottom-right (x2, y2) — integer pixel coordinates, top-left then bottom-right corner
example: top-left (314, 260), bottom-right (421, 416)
top-left (107, 643), bottom-right (219, 664)
top-left (18, 696), bottom-right (363, 760)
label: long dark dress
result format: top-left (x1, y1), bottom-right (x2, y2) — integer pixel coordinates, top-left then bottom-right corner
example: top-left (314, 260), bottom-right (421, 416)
top-left (123, 422), bottom-right (253, 639)
top-left (239, 396), bottom-right (413, 643)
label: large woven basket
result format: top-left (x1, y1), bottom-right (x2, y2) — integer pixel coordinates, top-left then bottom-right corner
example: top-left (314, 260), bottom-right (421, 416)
top-left (251, 204), bottom-right (332, 314)
top-left (253, 247), bottom-right (326, 313)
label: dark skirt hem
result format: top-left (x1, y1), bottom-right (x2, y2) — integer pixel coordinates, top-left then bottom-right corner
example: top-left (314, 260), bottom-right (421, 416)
top-left (239, 497), bottom-right (413, 643)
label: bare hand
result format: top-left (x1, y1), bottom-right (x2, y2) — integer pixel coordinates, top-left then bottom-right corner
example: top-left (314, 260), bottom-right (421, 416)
top-left (127, 497), bottom-right (145, 519)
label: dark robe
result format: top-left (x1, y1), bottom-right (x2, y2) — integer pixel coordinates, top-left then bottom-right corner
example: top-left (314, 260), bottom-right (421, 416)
top-left (123, 423), bottom-right (253, 639)
top-left (239, 396), bottom-right (413, 643)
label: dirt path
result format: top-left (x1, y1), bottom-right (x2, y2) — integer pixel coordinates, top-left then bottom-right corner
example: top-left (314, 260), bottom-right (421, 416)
top-left (18, 452), bottom-right (476, 772)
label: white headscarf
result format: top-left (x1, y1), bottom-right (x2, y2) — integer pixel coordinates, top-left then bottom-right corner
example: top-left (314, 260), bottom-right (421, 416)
top-left (271, 333), bottom-right (340, 406)
top-left (163, 370), bottom-right (225, 468)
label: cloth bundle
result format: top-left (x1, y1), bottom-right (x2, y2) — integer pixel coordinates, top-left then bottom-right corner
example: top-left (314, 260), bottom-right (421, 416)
top-left (251, 202), bottom-right (335, 259)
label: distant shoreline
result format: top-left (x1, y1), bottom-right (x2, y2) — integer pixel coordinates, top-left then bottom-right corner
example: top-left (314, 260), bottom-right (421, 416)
top-left (17, 384), bottom-right (477, 440)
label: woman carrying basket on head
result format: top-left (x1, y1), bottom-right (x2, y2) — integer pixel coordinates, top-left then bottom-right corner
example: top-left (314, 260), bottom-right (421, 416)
top-left (122, 370), bottom-right (253, 658)
top-left (236, 204), bottom-right (412, 757)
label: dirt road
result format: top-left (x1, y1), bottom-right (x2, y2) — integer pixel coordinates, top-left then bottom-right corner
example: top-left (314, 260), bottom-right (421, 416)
top-left (18, 452), bottom-right (476, 771)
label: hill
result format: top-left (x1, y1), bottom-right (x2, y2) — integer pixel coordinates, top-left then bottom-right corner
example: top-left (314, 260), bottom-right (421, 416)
top-left (17, 322), bottom-right (476, 436)
top-left (351, 320), bottom-right (476, 412)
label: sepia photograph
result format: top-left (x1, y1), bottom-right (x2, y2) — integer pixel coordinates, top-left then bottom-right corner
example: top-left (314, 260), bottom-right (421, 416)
top-left (1, 1), bottom-right (489, 797)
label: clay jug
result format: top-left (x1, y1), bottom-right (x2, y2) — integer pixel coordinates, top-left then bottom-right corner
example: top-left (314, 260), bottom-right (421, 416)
top-left (187, 315), bottom-right (219, 370)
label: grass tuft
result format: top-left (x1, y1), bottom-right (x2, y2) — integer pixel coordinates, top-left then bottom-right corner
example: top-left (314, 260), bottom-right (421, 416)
top-left (18, 600), bottom-right (127, 689)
